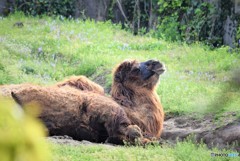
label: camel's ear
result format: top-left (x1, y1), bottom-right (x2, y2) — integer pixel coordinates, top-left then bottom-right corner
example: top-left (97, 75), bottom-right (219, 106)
top-left (114, 60), bottom-right (133, 83)
top-left (112, 60), bottom-right (136, 107)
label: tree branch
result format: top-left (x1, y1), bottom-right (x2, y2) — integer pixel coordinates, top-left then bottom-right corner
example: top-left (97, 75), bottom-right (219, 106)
top-left (116, 0), bottom-right (130, 25)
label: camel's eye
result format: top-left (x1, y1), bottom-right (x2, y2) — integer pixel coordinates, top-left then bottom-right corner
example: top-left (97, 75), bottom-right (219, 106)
top-left (132, 68), bottom-right (140, 73)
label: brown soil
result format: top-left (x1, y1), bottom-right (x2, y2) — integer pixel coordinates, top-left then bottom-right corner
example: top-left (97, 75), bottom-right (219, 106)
top-left (162, 113), bottom-right (240, 151)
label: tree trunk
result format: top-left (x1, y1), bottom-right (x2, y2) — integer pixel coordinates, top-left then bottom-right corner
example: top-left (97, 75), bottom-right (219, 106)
top-left (148, 0), bottom-right (158, 31)
top-left (74, 0), bottom-right (111, 21)
top-left (0, 0), bottom-right (15, 16)
top-left (112, 0), bottom-right (128, 26)
top-left (222, 0), bottom-right (237, 47)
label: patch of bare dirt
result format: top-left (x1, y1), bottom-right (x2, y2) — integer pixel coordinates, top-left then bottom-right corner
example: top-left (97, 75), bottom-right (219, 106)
top-left (161, 113), bottom-right (240, 151)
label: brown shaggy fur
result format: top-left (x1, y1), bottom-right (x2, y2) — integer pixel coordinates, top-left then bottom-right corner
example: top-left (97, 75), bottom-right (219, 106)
top-left (51, 59), bottom-right (165, 139)
top-left (111, 60), bottom-right (165, 139)
top-left (0, 84), bottom-right (33, 97)
top-left (55, 76), bottom-right (104, 95)
top-left (10, 85), bottom-right (143, 144)
top-left (0, 76), bottom-right (104, 98)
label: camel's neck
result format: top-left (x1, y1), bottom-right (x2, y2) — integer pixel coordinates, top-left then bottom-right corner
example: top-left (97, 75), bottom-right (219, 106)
top-left (123, 88), bottom-right (164, 138)
top-left (133, 89), bottom-right (161, 109)
top-left (111, 83), bottom-right (161, 110)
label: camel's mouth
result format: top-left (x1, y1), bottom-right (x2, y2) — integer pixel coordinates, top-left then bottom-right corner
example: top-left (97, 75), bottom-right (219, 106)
top-left (152, 64), bottom-right (166, 75)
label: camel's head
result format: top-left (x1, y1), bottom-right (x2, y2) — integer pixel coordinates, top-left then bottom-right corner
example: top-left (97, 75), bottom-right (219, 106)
top-left (113, 59), bottom-right (165, 90)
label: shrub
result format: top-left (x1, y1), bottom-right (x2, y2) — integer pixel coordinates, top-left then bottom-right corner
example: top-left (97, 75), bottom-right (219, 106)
top-left (16, 0), bottom-right (76, 17)
top-left (154, 15), bottom-right (181, 41)
top-left (0, 98), bottom-right (50, 161)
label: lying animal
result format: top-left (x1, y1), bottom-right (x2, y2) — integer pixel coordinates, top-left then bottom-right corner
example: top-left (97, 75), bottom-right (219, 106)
top-left (0, 59), bottom-right (165, 143)
top-left (53, 59), bottom-right (165, 139)
top-left (10, 85), bottom-right (143, 144)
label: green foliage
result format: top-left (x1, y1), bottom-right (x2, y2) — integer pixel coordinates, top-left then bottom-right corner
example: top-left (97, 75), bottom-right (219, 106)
top-left (16, 0), bottom-right (76, 17)
top-left (114, 0), bottom-right (237, 47)
top-left (0, 98), bottom-right (50, 161)
top-left (158, 0), bottom-right (186, 14)
top-left (154, 15), bottom-right (181, 41)
top-left (156, 0), bottom-right (219, 45)
top-left (183, 2), bottom-right (219, 45)
top-left (156, 0), bottom-right (188, 41)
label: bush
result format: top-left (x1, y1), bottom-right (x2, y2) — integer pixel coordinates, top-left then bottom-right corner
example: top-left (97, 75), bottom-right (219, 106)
top-left (0, 98), bottom-right (50, 161)
top-left (154, 15), bottom-right (181, 41)
top-left (16, 0), bottom-right (76, 17)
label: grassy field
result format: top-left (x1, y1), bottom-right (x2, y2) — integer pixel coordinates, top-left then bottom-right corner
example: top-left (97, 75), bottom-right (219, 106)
top-left (0, 13), bottom-right (240, 160)
top-left (50, 141), bottom-right (239, 161)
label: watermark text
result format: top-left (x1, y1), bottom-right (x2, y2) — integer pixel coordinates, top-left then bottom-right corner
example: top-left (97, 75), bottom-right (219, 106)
top-left (211, 152), bottom-right (239, 157)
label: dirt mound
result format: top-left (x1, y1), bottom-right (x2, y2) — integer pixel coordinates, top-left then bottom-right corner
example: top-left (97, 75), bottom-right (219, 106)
top-left (161, 113), bottom-right (240, 151)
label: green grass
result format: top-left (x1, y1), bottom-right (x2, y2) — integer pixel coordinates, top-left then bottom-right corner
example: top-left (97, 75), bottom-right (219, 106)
top-left (0, 13), bottom-right (240, 161)
top-left (50, 141), bottom-right (239, 161)
top-left (1, 12), bottom-right (239, 116)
